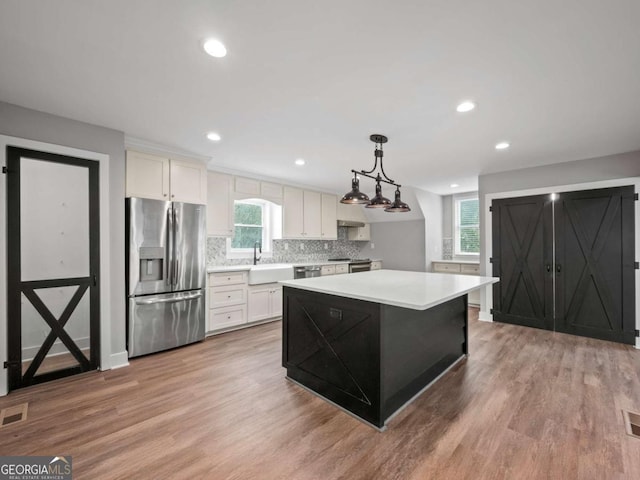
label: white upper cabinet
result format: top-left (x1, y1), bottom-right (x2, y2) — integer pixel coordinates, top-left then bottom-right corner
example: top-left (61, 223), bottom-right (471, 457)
top-left (303, 190), bottom-right (322, 238)
top-left (283, 187), bottom-right (327, 239)
top-left (347, 223), bottom-right (371, 241)
top-left (125, 150), bottom-right (207, 204)
top-left (207, 171), bottom-right (234, 236)
top-left (260, 181), bottom-right (283, 201)
top-left (170, 157), bottom-right (207, 204)
top-left (321, 194), bottom-right (338, 240)
top-left (125, 151), bottom-right (170, 201)
top-left (234, 177), bottom-right (283, 202)
top-left (234, 176), bottom-right (261, 196)
top-left (283, 186), bottom-right (305, 238)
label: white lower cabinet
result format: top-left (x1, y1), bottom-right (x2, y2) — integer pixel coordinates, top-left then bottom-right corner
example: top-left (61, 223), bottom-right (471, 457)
top-left (248, 283), bottom-right (283, 323)
top-left (371, 261), bottom-right (382, 270)
top-left (209, 304), bottom-right (247, 331)
top-left (321, 265), bottom-right (336, 276)
top-left (208, 271), bottom-right (248, 332)
top-left (432, 261), bottom-right (481, 306)
top-left (335, 264), bottom-right (349, 274)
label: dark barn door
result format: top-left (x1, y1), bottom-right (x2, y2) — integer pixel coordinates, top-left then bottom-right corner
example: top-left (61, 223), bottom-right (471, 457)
top-left (492, 186), bottom-right (636, 345)
top-left (6, 146), bottom-right (101, 391)
top-left (554, 186), bottom-right (636, 344)
top-left (491, 194), bottom-right (553, 330)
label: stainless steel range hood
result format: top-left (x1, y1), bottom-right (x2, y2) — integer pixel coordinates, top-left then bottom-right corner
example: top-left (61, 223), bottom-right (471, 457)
top-left (337, 219), bottom-right (365, 228)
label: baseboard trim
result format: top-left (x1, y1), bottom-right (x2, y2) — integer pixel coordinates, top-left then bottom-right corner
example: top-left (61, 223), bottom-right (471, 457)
top-left (107, 351), bottom-right (129, 370)
top-left (478, 310), bottom-right (493, 322)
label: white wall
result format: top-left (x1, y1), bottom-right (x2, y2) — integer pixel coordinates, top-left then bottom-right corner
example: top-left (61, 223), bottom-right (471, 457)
top-left (413, 188), bottom-right (443, 271)
top-left (0, 101), bottom-right (128, 394)
top-left (359, 220), bottom-right (426, 272)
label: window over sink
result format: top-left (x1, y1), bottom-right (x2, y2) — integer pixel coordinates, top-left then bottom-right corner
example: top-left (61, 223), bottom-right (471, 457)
top-left (227, 199), bottom-right (282, 258)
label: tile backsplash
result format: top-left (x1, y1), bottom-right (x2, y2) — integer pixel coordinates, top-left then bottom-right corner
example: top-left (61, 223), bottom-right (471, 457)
top-left (442, 237), bottom-right (453, 260)
top-left (207, 227), bottom-right (367, 266)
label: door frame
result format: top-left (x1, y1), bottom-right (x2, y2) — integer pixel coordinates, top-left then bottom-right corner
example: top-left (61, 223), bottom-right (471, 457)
top-left (0, 136), bottom-right (113, 396)
top-left (482, 176), bottom-right (640, 349)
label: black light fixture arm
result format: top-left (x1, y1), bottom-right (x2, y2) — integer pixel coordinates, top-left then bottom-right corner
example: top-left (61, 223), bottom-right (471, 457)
top-left (360, 135), bottom-right (395, 184)
top-left (351, 169), bottom-right (400, 188)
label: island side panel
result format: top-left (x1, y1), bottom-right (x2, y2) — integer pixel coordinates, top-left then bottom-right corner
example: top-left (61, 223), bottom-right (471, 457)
top-left (380, 295), bottom-right (468, 421)
top-left (282, 287), bottom-right (383, 427)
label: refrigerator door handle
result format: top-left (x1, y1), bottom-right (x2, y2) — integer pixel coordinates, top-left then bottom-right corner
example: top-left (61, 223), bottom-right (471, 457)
top-left (166, 204), bottom-right (175, 287)
top-left (135, 291), bottom-right (203, 305)
top-left (172, 206), bottom-right (178, 288)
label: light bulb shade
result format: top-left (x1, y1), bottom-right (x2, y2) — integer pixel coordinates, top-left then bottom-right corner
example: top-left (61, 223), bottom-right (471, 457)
top-left (384, 188), bottom-right (411, 212)
top-left (366, 181), bottom-right (392, 208)
top-left (340, 177), bottom-right (370, 204)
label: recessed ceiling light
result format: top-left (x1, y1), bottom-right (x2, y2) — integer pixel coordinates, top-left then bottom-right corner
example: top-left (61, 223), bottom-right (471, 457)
top-left (203, 39), bottom-right (227, 58)
top-left (206, 132), bottom-right (221, 142)
top-left (495, 142), bottom-right (510, 150)
top-left (295, 158), bottom-right (305, 166)
top-left (450, 183), bottom-right (460, 188)
top-left (456, 101), bottom-right (476, 113)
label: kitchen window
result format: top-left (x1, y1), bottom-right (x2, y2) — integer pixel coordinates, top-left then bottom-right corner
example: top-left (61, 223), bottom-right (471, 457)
top-left (454, 195), bottom-right (479, 255)
top-left (227, 199), bottom-right (281, 257)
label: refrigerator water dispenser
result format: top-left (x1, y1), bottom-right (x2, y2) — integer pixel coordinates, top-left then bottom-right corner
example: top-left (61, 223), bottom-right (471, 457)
top-left (139, 247), bottom-right (164, 282)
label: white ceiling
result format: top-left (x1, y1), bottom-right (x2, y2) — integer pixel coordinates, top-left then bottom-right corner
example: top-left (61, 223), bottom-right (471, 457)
top-left (1, 0), bottom-right (639, 195)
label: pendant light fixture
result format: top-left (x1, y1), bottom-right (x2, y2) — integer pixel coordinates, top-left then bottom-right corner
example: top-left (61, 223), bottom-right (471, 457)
top-left (340, 134), bottom-right (410, 213)
top-left (340, 173), bottom-right (370, 204)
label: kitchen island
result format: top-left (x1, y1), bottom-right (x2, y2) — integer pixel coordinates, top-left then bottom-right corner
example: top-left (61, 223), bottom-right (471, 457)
top-left (280, 270), bottom-right (498, 430)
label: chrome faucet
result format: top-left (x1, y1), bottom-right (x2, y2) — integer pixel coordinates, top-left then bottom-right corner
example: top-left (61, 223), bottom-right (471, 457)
top-left (253, 241), bottom-right (262, 265)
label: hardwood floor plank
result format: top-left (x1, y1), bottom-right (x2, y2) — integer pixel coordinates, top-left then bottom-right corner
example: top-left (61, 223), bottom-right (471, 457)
top-left (1, 308), bottom-right (639, 479)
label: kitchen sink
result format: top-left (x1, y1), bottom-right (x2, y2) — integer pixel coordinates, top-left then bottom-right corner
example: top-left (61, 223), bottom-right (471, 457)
top-left (248, 263), bottom-right (294, 285)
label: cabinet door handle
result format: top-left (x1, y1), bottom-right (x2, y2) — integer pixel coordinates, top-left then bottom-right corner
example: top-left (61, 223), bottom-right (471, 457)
top-left (546, 264), bottom-right (551, 273)
top-left (556, 264), bottom-right (562, 274)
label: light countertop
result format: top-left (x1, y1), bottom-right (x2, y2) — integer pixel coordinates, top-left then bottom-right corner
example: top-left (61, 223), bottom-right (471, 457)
top-left (279, 269), bottom-right (498, 310)
top-left (207, 259), bottom-right (383, 273)
top-left (433, 259), bottom-right (480, 265)
top-left (207, 265), bottom-right (253, 273)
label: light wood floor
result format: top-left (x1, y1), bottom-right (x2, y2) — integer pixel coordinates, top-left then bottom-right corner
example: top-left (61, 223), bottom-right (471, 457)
top-left (1, 309), bottom-right (640, 479)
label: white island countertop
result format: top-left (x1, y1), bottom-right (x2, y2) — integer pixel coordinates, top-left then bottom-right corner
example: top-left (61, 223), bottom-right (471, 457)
top-left (279, 270), bottom-right (499, 311)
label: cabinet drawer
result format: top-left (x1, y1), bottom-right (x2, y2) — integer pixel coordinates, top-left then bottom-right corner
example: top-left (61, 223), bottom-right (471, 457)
top-left (209, 285), bottom-right (246, 308)
top-left (209, 305), bottom-right (247, 331)
top-left (335, 264), bottom-right (349, 275)
top-left (461, 264), bottom-right (480, 275)
top-left (209, 271), bottom-right (248, 286)
top-left (433, 262), bottom-right (461, 273)
top-left (371, 261), bottom-right (382, 271)
top-left (321, 265), bottom-right (336, 276)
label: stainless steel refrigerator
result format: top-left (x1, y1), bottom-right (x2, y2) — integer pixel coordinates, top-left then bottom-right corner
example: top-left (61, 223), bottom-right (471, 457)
top-left (126, 197), bottom-right (206, 357)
